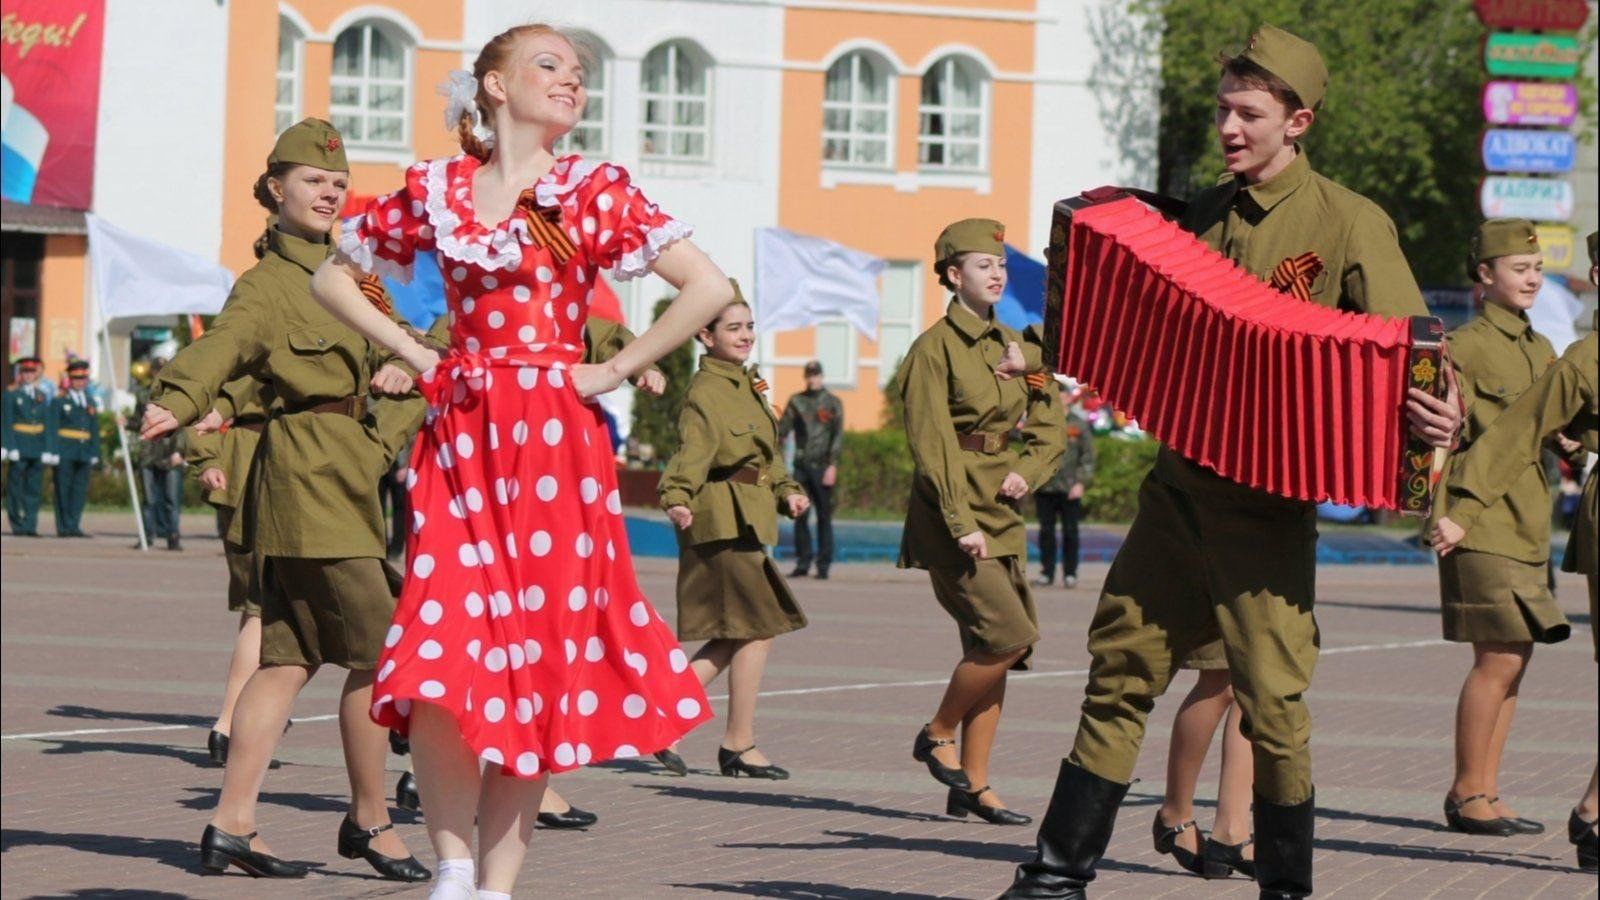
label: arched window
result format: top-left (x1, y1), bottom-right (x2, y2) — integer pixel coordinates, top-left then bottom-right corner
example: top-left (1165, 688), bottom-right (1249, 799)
top-left (330, 20), bottom-right (411, 149)
top-left (556, 34), bottom-right (609, 155)
top-left (640, 41), bottom-right (710, 161)
top-left (822, 51), bottom-right (892, 168)
top-left (918, 55), bottom-right (986, 171)
top-left (274, 16), bottom-right (304, 135)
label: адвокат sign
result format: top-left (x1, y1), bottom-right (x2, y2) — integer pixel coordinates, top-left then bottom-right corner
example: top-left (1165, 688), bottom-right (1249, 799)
top-left (1481, 129), bottom-right (1577, 173)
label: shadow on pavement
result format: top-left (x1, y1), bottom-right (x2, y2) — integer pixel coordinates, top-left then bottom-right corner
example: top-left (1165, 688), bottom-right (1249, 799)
top-left (35, 739), bottom-right (214, 767)
top-left (173, 787), bottom-right (423, 826)
top-left (1315, 837), bottom-right (1579, 874)
top-left (27, 892), bottom-right (191, 899)
top-left (1314, 805), bottom-right (1449, 833)
top-left (639, 785), bottom-right (948, 822)
top-left (44, 705), bottom-right (214, 728)
top-left (0, 829), bottom-right (197, 876)
top-left (673, 881), bottom-right (943, 899)
top-left (718, 829), bottom-right (1175, 877)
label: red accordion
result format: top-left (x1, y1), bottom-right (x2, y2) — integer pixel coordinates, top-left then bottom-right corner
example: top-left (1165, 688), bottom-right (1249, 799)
top-left (1042, 187), bottom-right (1446, 515)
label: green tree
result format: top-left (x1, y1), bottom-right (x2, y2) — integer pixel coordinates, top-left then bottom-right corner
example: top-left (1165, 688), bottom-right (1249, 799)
top-left (1135, 0), bottom-right (1594, 286)
top-left (627, 297), bottom-right (696, 463)
top-left (880, 352), bottom-right (910, 430)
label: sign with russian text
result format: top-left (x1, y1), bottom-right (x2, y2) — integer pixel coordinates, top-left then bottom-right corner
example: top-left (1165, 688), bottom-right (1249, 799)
top-left (0, 0), bottom-right (103, 209)
top-left (1484, 33), bottom-right (1582, 78)
top-left (1479, 177), bottom-right (1574, 221)
top-left (1481, 129), bottom-right (1576, 173)
top-left (1482, 81), bottom-right (1578, 126)
top-left (1535, 224), bottom-right (1576, 272)
top-left (1473, 0), bottom-right (1590, 32)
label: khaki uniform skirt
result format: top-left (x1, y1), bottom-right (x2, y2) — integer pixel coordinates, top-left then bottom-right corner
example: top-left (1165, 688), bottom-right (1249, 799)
top-left (1181, 638), bottom-right (1228, 671)
top-left (259, 556), bottom-right (402, 669)
top-left (676, 533), bottom-right (807, 642)
top-left (929, 555), bottom-right (1039, 670)
top-left (1439, 549), bottom-right (1570, 644)
top-left (216, 506), bottom-right (259, 617)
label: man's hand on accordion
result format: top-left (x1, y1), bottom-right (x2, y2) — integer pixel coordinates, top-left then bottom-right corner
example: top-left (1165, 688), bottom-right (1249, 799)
top-left (957, 531), bottom-right (988, 560)
top-left (1405, 362), bottom-right (1463, 449)
top-left (998, 472), bottom-right (1029, 500)
top-left (1430, 516), bottom-right (1466, 556)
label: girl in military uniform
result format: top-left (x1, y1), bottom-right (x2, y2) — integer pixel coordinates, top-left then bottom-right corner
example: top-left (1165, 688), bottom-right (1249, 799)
top-left (1434, 219), bottom-right (1572, 836)
top-left (899, 218), bottom-right (1065, 825)
top-left (655, 286), bottom-right (810, 779)
top-left (140, 119), bottom-right (429, 882)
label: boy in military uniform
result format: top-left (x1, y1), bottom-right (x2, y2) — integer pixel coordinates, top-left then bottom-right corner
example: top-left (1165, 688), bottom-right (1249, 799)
top-left (49, 359), bottom-right (100, 537)
top-left (779, 359), bottom-right (844, 578)
top-left (1033, 383), bottom-right (1094, 589)
top-left (3, 357), bottom-right (55, 536)
top-left (1003, 25), bottom-right (1461, 900)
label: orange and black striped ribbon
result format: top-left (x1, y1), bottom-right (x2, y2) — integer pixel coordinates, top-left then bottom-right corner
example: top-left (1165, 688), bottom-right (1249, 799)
top-left (358, 274), bottom-right (392, 315)
top-left (516, 188), bottom-right (578, 266)
top-left (750, 368), bottom-right (769, 395)
top-left (1024, 371), bottom-right (1051, 392)
top-left (1270, 251), bottom-right (1325, 303)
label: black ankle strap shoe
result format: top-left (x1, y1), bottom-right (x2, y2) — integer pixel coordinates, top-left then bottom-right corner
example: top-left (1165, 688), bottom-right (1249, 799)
top-left (912, 725), bottom-right (970, 790)
top-left (199, 824), bottom-right (307, 878)
top-left (947, 786), bottom-right (1031, 825)
top-left (336, 816), bottom-right (430, 882)
top-left (719, 745), bottom-right (789, 779)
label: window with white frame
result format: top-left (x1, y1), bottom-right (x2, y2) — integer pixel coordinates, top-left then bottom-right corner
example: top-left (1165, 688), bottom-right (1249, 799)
top-left (330, 21), bottom-right (410, 149)
top-left (556, 36), bottom-right (609, 155)
top-left (640, 41), bottom-right (710, 161)
top-left (822, 51), bottom-right (891, 168)
top-left (918, 55), bottom-right (986, 171)
top-left (814, 320), bottom-right (856, 386)
top-left (877, 262), bottom-right (921, 385)
top-left (275, 17), bottom-right (304, 135)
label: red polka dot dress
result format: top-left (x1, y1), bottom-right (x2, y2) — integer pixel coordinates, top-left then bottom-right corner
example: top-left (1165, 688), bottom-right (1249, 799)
top-left (340, 154), bottom-right (712, 778)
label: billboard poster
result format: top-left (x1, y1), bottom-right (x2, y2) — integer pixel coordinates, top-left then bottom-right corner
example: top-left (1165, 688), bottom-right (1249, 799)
top-left (1473, 0), bottom-right (1590, 32)
top-left (1481, 129), bottom-right (1576, 173)
top-left (1484, 33), bottom-right (1582, 79)
top-left (1535, 224), bottom-right (1576, 272)
top-left (1482, 81), bottom-right (1578, 126)
top-left (1478, 177), bottom-right (1575, 220)
top-left (0, 0), bottom-right (104, 209)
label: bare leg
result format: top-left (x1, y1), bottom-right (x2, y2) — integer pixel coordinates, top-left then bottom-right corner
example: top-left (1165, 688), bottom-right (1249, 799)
top-left (1451, 641), bottom-right (1531, 821)
top-left (1211, 699), bottom-right (1255, 857)
top-left (1156, 669), bottom-right (1232, 855)
top-left (1579, 766), bottom-right (1599, 823)
top-left (410, 701), bottom-right (482, 865)
top-left (928, 647), bottom-right (1026, 787)
top-left (476, 767), bottom-right (548, 893)
top-left (691, 638), bottom-right (736, 687)
top-left (340, 669), bottom-right (410, 858)
top-left (215, 613), bottom-right (262, 734)
top-left (541, 785), bottom-right (569, 814)
top-left (723, 638), bottom-right (772, 764)
top-left (958, 671), bottom-right (1011, 808)
top-left (1486, 657), bottom-right (1529, 820)
top-left (209, 664), bottom-right (311, 855)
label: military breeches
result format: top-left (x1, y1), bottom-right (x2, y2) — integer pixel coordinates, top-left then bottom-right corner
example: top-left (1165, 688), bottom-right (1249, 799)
top-left (52, 460), bottom-right (92, 534)
top-left (1069, 473), bottom-right (1319, 804)
top-left (5, 458), bottom-right (43, 533)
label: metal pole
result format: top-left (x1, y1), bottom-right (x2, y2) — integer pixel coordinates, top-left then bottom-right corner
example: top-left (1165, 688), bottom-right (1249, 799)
top-left (90, 260), bottom-right (148, 551)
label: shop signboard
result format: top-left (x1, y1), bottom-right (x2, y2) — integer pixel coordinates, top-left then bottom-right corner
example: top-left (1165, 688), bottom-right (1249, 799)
top-left (1484, 33), bottom-right (1582, 79)
top-left (1481, 129), bottom-right (1576, 173)
top-left (1473, 0), bottom-right (1590, 32)
top-left (1482, 81), bottom-right (1578, 126)
top-left (1479, 177), bottom-right (1574, 220)
top-left (1535, 224), bottom-right (1576, 272)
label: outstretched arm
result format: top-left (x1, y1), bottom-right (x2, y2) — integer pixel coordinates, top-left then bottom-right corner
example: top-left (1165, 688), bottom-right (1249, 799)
top-left (311, 256), bottom-right (440, 374)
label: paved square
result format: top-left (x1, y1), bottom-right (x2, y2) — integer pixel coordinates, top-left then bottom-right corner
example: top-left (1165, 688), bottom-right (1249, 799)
top-left (2, 512), bottom-right (1594, 898)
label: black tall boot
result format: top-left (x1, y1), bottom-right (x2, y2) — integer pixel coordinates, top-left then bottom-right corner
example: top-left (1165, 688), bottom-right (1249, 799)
top-left (1253, 791), bottom-right (1314, 899)
top-left (999, 761), bottom-right (1129, 899)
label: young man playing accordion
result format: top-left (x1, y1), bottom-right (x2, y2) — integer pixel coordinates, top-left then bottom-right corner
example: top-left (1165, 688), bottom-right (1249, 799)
top-left (1001, 24), bottom-right (1461, 900)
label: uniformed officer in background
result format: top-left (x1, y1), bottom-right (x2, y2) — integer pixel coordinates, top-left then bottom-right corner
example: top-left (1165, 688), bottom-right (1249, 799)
top-left (49, 359), bottom-right (101, 537)
top-left (1033, 383), bottom-right (1095, 589)
top-left (3, 356), bottom-right (54, 536)
top-left (779, 359), bottom-right (844, 579)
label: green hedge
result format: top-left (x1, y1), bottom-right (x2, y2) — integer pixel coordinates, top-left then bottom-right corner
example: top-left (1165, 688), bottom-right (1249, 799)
top-left (1, 461), bottom-right (210, 510)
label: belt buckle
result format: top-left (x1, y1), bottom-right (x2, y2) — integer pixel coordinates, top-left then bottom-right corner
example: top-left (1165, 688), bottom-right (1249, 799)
top-left (351, 395), bottom-right (368, 419)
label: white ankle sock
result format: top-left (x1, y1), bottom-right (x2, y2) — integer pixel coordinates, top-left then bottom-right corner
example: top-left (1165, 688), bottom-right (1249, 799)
top-left (478, 891), bottom-right (511, 900)
top-left (429, 859), bottom-right (476, 900)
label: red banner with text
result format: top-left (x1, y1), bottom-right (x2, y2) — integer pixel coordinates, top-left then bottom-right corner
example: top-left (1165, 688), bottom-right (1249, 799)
top-left (0, 0), bottom-right (104, 210)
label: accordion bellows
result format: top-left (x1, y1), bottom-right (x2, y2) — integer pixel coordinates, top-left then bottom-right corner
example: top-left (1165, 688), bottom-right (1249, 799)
top-left (1044, 190), bottom-right (1445, 514)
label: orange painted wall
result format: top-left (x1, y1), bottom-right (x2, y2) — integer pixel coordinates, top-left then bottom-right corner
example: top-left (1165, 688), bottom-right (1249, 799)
top-left (37, 235), bottom-right (88, 378)
top-left (220, 2), bottom-right (463, 276)
top-left (774, 4), bottom-right (1036, 428)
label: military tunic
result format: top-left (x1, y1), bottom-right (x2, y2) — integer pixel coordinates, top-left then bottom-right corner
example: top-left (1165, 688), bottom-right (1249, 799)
top-left (184, 374), bottom-right (269, 615)
top-left (3, 382), bottom-right (54, 535)
top-left (1446, 331), bottom-right (1599, 658)
top-left (897, 301), bottom-right (1066, 667)
top-left (1433, 302), bottom-right (1567, 643)
top-left (154, 226), bottom-right (425, 668)
top-left (659, 355), bottom-right (808, 641)
top-left (1069, 151), bottom-right (1429, 805)
top-left (48, 385), bottom-right (99, 536)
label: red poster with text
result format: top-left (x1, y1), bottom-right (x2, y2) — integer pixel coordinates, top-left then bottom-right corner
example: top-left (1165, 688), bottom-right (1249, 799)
top-left (0, 0), bottom-right (104, 210)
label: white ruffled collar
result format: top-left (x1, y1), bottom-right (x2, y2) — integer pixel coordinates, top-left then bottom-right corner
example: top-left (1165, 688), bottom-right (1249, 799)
top-left (425, 154), bottom-right (603, 273)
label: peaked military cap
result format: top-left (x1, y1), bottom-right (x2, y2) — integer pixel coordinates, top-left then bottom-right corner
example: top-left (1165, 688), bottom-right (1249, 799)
top-left (1224, 24), bottom-right (1328, 110)
top-left (268, 118), bottom-right (349, 171)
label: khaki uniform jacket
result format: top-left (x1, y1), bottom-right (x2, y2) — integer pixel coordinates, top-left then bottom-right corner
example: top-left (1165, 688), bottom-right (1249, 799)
top-left (898, 301), bottom-right (1066, 568)
top-left (583, 319), bottom-right (663, 378)
top-left (1157, 150), bottom-right (1430, 502)
top-left (1040, 412), bottom-right (1095, 495)
top-left (1447, 331), bottom-right (1598, 576)
top-left (153, 227), bottom-right (425, 558)
top-left (658, 356), bottom-right (804, 547)
top-left (778, 389), bottom-right (844, 470)
top-left (1432, 303), bottom-right (1557, 563)
top-left (185, 375), bottom-right (269, 509)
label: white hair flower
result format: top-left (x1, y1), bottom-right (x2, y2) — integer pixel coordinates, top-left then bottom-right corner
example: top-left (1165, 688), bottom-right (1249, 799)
top-left (439, 69), bottom-right (495, 149)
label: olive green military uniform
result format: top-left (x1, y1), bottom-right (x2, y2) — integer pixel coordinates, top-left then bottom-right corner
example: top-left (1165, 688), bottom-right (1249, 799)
top-left (153, 118), bottom-right (425, 670)
top-left (898, 220), bottom-right (1067, 668)
top-left (185, 374), bottom-right (270, 615)
top-left (1431, 219), bottom-right (1569, 644)
top-left (659, 354), bottom-right (808, 641)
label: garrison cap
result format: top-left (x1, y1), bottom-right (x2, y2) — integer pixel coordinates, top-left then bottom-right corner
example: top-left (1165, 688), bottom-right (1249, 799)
top-left (935, 218), bottom-right (1006, 263)
top-left (1588, 230), bottom-right (1597, 267)
top-left (728, 277), bottom-right (747, 306)
top-left (1224, 24), bottom-right (1328, 110)
top-left (803, 360), bottom-right (823, 377)
top-left (1469, 218), bottom-right (1540, 279)
top-left (15, 356), bottom-right (42, 370)
top-left (268, 118), bottom-right (349, 171)
top-left (65, 359), bottom-right (91, 374)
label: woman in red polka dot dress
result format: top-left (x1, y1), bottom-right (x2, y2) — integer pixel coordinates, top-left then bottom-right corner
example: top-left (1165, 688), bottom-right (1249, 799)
top-left (310, 24), bottom-right (735, 899)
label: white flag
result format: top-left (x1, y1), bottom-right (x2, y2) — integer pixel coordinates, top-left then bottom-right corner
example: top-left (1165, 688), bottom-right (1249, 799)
top-left (88, 214), bottom-right (233, 320)
top-left (754, 227), bottom-right (886, 337)
top-left (1529, 277), bottom-right (1581, 356)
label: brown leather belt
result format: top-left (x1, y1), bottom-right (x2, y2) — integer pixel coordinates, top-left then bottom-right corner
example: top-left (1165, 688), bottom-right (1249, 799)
top-left (230, 417), bottom-right (267, 434)
top-left (280, 396), bottom-right (368, 420)
top-left (956, 432), bottom-right (1006, 454)
top-left (712, 465), bottom-right (763, 485)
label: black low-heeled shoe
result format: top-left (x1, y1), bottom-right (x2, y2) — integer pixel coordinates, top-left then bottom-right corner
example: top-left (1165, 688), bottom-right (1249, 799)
top-left (207, 730), bottom-right (229, 765)
top-left (1570, 809), bottom-right (1598, 872)
top-left (199, 824), bottom-right (307, 878)
top-left (1444, 793), bottom-right (1518, 836)
top-left (394, 771), bottom-right (421, 812)
top-left (1152, 814), bottom-right (1229, 878)
top-left (718, 745), bottom-right (789, 780)
top-left (388, 729), bottom-right (410, 757)
top-left (336, 816), bottom-right (430, 882)
top-left (911, 725), bottom-right (970, 790)
top-left (1202, 836), bottom-right (1255, 879)
top-left (946, 786), bottom-right (1031, 825)
top-left (653, 748), bottom-right (689, 776)
top-left (538, 805), bottom-right (599, 829)
top-left (1489, 796), bottom-right (1544, 834)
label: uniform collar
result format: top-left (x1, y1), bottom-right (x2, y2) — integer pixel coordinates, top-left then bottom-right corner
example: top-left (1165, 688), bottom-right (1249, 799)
top-left (700, 354), bottom-right (749, 384)
top-left (1480, 300), bottom-right (1532, 339)
top-left (945, 299), bottom-right (1000, 343)
top-left (268, 225), bottom-right (333, 273)
top-left (1235, 150), bottom-right (1311, 215)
